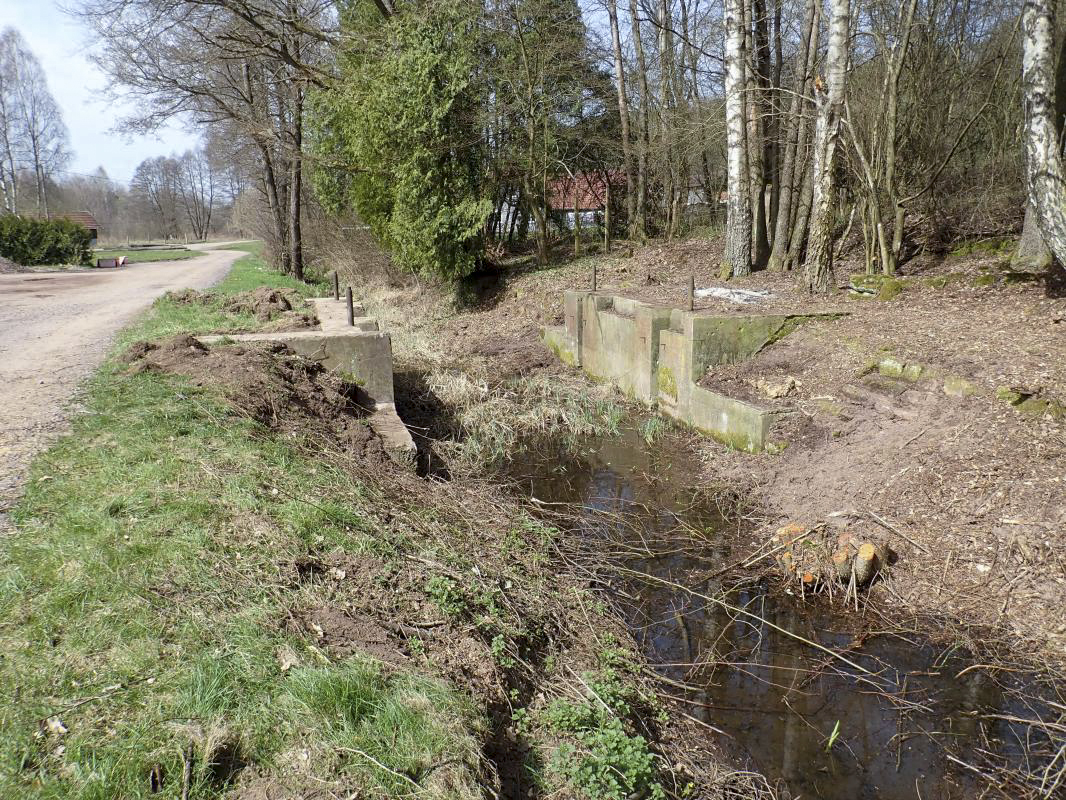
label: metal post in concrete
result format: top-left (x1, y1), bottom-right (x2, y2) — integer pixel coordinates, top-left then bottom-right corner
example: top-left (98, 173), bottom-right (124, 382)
top-left (688, 275), bottom-right (695, 312)
top-left (346, 287), bottom-right (355, 326)
top-left (592, 263), bottom-right (598, 293)
top-left (333, 271), bottom-right (340, 301)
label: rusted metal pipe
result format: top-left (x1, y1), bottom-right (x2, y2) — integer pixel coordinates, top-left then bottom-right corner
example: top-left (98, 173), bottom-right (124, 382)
top-left (333, 271), bottom-right (340, 301)
top-left (688, 275), bottom-right (695, 312)
top-left (592, 263), bottom-right (598, 292)
top-left (346, 287), bottom-right (355, 326)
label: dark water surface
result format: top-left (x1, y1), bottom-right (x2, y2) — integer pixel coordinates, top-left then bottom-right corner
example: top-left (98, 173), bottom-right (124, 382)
top-left (509, 427), bottom-right (1058, 800)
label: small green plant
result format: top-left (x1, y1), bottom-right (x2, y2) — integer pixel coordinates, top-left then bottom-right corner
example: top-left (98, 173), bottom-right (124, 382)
top-left (425, 574), bottom-right (470, 618)
top-left (490, 634), bottom-right (516, 669)
top-left (544, 697), bottom-right (664, 800)
top-left (542, 659), bottom-right (664, 800)
top-left (825, 720), bottom-right (842, 752)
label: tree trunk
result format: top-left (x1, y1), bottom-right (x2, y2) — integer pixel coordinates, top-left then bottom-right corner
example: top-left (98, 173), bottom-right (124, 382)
top-left (1013, 203), bottom-right (1053, 270)
top-left (724, 0), bottom-right (752, 276)
top-left (607, 0), bottom-right (637, 238)
top-left (289, 82), bottom-right (304, 281)
top-left (804, 0), bottom-right (849, 293)
top-left (629, 0), bottom-right (650, 242)
top-left (750, 0), bottom-right (771, 268)
top-left (1023, 0), bottom-right (1066, 265)
top-left (768, 0), bottom-right (817, 271)
top-left (258, 141), bottom-right (290, 274)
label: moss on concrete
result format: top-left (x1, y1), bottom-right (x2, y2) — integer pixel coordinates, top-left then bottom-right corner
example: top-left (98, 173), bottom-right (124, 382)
top-left (542, 328), bottom-right (578, 367)
top-left (996, 385), bottom-right (1025, 405)
top-left (849, 273), bottom-right (907, 301)
top-left (657, 364), bottom-right (678, 399)
top-left (876, 277), bottom-right (906, 301)
top-left (873, 355), bottom-right (924, 383)
top-left (877, 356), bottom-right (906, 378)
top-left (995, 383), bottom-right (1066, 419)
top-left (950, 237), bottom-right (1014, 259)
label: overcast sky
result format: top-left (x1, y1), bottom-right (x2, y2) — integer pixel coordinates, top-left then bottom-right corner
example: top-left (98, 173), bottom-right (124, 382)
top-left (1, 0), bottom-right (198, 186)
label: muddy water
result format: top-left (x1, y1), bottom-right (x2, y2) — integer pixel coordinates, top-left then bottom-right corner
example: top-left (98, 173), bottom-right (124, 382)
top-left (509, 428), bottom-right (1054, 800)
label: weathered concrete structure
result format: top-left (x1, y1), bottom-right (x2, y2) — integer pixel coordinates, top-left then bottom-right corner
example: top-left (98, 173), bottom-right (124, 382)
top-left (200, 296), bottom-right (417, 464)
top-left (544, 291), bottom-right (837, 451)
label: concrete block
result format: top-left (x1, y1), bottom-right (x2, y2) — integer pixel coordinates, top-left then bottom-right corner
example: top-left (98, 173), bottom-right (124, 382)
top-left (564, 290), bottom-right (588, 340)
top-left (543, 292), bottom-right (838, 452)
top-left (309, 297), bottom-right (369, 331)
top-left (369, 406), bottom-right (418, 466)
top-left (683, 386), bottom-right (774, 452)
top-left (542, 326), bottom-right (580, 366)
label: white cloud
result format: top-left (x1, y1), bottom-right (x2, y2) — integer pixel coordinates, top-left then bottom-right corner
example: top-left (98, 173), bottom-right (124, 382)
top-left (1, 0), bottom-right (199, 185)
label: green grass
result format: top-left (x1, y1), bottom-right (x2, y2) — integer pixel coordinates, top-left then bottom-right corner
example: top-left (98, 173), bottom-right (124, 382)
top-left (94, 249), bottom-right (197, 264)
top-left (204, 241), bottom-right (261, 255)
top-left (0, 256), bottom-right (483, 799)
top-left (115, 246), bottom-right (325, 348)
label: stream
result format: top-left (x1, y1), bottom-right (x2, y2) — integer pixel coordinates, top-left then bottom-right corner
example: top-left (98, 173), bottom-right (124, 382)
top-left (508, 426), bottom-right (1059, 800)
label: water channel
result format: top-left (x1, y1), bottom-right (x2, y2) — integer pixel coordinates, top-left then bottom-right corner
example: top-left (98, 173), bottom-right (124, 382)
top-left (508, 426), bottom-right (1060, 800)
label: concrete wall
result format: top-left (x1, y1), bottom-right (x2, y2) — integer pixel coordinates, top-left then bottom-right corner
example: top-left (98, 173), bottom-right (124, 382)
top-left (543, 292), bottom-right (834, 452)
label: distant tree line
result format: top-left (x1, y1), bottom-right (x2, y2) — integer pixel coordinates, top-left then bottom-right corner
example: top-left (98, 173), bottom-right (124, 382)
top-left (70, 0), bottom-right (1063, 287)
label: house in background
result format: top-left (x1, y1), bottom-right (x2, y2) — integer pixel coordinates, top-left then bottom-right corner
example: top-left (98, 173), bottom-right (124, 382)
top-left (546, 171), bottom-right (625, 229)
top-left (55, 211), bottom-right (100, 247)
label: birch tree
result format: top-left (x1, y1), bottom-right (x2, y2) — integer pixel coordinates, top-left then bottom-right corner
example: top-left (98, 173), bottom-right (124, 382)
top-left (0, 29), bottom-right (19, 213)
top-left (723, 0), bottom-right (751, 276)
top-left (1023, 0), bottom-right (1066, 265)
top-left (0, 28), bottom-right (70, 216)
top-left (804, 0), bottom-right (849, 293)
top-left (606, 0), bottom-right (637, 239)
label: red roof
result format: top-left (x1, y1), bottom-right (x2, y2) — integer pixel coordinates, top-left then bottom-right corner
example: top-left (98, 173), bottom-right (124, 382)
top-left (55, 211), bottom-right (99, 230)
top-left (547, 172), bottom-right (625, 211)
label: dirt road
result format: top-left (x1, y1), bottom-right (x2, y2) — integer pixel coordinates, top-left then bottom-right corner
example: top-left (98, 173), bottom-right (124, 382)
top-left (0, 247), bottom-right (243, 518)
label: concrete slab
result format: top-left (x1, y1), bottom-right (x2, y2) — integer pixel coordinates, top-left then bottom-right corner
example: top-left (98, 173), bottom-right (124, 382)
top-left (309, 297), bottom-right (373, 331)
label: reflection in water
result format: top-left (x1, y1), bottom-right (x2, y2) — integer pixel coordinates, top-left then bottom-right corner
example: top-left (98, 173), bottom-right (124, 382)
top-left (510, 428), bottom-right (1052, 800)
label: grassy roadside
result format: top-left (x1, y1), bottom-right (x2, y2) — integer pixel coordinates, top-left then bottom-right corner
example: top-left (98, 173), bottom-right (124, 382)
top-left (94, 249), bottom-right (197, 264)
top-left (0, 248), bottom-right (488, 799)
top-left (0, 247), bottom-right (686, 799)
top-left (114, 243), bottom-right (323, 347)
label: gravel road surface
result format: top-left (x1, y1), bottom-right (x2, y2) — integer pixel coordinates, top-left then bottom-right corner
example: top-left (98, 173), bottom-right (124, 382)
top-left (0, 246), bottom-right (243, 520)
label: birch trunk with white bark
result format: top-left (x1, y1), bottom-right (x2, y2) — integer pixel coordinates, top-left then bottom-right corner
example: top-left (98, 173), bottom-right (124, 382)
top-left (724, 0), bottom-right (752, 277)
top-left (1022, 0), bottom-right (1066, 268)
top-left (804, 0), bottom-right (849, 293)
